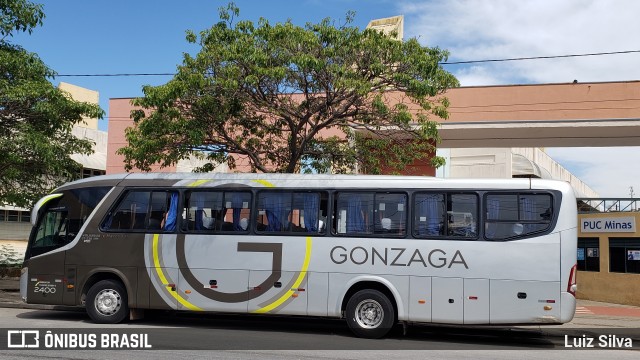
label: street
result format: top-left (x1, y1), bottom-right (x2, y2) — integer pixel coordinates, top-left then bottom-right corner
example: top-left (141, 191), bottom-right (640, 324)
top-left (0, 307), bottom-right (637, 359)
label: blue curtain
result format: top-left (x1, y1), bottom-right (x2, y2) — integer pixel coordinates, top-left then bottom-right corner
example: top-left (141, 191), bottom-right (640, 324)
top-left (416, 195), bottom-right (441, 236)
top-left (346, 194), bottom-right (365, 233)
top-left (303, 193), bottom-right (319, 232)
top-left (425, 195), bottom-right (441, 236)
top-left (231, 193), bottom-right (244, 231)
top-left (163, 192), bottom-right (179, 232)
top-left (486, 197), bottom-right (500, 238)
top-left (520, 196), bottom-right (535, 233)
top-left (263, 193), bottom-right (289, 232)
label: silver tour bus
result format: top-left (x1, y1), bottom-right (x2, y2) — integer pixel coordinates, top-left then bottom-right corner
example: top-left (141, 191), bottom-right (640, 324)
top-left (22, 173), bottom-right (577, 338)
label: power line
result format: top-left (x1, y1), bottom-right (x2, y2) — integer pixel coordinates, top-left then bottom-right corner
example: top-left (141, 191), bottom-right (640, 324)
top-left (440, 50), bottom-right (640, 65)
top-left (55, 50), bottom-right (640, 77)
top-left (56, 73), bottom-right (175, 77)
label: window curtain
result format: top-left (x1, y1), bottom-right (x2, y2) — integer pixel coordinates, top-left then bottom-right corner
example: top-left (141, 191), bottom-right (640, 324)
top-left (486, 197), bottom-right (500, 238)
top-left (264, 193), bottom-right (289, 232)
top-left (520, 196), bottom-right (535, 233)
top-left (231, 193), bottom-right (244, 231)
top-left (303, 193), bottom-right (319, 232)
top-left (346, 194), bottom-right (365, 233)
top-left (417, 195), bottom-right (441, 236)
top-left (193, 193), bottom-right (204, 230)
top-left (163, 192), bottom-right (179, 232)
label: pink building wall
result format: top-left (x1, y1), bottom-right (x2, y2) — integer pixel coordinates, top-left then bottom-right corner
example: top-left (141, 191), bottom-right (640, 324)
top-left (107, 81), bottom-right (640, 175)
top-left (107, 98), bottom-right (177, 174)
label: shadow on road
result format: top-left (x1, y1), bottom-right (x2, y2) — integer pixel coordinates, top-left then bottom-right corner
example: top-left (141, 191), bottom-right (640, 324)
top-left (14, 309), bottom-right (557, 349)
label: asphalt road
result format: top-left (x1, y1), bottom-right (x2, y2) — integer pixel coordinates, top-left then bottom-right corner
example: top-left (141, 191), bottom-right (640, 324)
top-left (0, 307), bottom-right (637, 359)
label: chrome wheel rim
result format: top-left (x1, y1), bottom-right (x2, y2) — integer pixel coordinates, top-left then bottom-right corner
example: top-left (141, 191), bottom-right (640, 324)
top-left (95, 289), bottom-right (121, 316)
top-left (354, 299), bottom-right (384, 329)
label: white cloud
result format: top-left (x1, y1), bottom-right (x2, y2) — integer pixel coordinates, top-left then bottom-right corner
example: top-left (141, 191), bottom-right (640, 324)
top-left (545, 147), bottom-right (640, 198)
top-left (398, 0), bottom-right (640, 85)
top-left (396, 0), bottom-right (640, 198)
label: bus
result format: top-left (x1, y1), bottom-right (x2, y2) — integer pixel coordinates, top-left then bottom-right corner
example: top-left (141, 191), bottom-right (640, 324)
top-left (21, 173), bottom-right (577, 338)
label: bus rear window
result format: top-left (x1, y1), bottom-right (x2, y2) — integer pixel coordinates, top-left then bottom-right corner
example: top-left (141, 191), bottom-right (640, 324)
top-left (485, 193), bottom-right (553, 240)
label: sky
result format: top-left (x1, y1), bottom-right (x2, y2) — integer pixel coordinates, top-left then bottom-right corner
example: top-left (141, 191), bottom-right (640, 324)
top-left (9, 0), bottom-right (640, 198)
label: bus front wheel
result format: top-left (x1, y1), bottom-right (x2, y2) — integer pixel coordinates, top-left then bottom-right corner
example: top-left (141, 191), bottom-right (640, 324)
top-left (86, 280), bottom-right (129, 324)
top-left (345, 289), bottom-right (395, 339)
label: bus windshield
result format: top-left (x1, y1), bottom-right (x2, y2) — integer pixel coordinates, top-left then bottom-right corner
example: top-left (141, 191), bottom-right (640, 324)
top-left (27, 186), bottom-right (112, 259)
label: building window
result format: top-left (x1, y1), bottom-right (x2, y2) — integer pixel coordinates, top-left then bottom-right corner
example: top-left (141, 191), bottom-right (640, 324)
top-left (577, 237), bottom-right (600, 272)
top-left (82, 168), bottom-right (106, 179)
top-left (609, 238), bottom-right (640, 274)
top-left (20, 211), bottom-right (31, 223)
top-left (6, 211), bottom-right (19, 222)
top-left (0, 211), bottom-right (5, 222)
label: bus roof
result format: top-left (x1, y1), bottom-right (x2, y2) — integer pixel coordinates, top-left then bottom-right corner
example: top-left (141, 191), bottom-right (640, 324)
top-left (53, 172), bottom-right (574, 193)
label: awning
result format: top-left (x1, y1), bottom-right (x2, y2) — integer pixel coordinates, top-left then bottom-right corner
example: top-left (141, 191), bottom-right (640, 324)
top-left (511, 153), bottom-right (552, 179)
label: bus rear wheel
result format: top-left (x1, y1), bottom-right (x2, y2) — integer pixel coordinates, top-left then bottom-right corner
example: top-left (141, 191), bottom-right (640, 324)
top-left (345, 289), bottom-right (395, 339)
top-left (86, 280), bottom-right (128, 324)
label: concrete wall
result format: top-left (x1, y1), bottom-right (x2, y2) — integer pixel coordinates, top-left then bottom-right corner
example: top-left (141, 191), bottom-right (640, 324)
top-left (448, 148), bottom-right (511, 178)
top-left (0, 222), bottom-right (31, 242)
top-left (512, 147), bottom-right (599, 197)
top-left (58, 82), bottom-right (99, 130)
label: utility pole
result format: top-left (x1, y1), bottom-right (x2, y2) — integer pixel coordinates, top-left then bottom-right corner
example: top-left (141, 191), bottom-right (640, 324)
top-left (630, 186), bottom-right (635, 198)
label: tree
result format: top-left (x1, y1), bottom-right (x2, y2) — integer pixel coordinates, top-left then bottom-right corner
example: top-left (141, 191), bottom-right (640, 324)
top-left (120, 3), bottom-right (458, 174)
top-left (0, 0), bottom-right (103, 208)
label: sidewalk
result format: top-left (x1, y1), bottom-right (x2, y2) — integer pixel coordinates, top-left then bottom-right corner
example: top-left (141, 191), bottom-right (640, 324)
top-left (2, 277), bottom-right (640, 335)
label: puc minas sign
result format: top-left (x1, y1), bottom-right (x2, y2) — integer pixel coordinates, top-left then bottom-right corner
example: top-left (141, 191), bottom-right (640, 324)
top-left (581, 217), bottom-right (636, 233)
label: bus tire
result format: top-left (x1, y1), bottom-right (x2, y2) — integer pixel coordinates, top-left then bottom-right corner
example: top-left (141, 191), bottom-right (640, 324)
top-left (345, 289), bottom-right (395, 339)
top-left (86, 280), bottom-right (129, 324)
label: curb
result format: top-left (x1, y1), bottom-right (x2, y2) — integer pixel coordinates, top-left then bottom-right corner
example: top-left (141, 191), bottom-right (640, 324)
top-left (0, 302), bottom-right (82, 312)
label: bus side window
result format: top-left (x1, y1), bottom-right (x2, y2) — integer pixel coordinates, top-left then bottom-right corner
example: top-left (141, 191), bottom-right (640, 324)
top-left (162, 192), bottom-right (179, 232)
top-left (255, 191), bottom-right (326, 234)
top-left (102, 190), bottom-right (179, 232)
top-left (223, 192), bottom-right (252, 232)
top-left (374, 193), bottom-right (406, 236)
top-left (184, 191), bottom-right (224, 232)
top-left (447, 194), bottom-right (478, 238)
top-left (485, 193), bottom-right (553, 240)
top-left (257, 192), bottom-right (292, 232)
top-left (334, 192), bottom-right (374, 235)
top-left (414, 193), bottom-right (445, 237)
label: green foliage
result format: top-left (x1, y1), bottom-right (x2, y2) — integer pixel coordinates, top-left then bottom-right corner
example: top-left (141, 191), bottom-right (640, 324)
top-left (0, 0), bottom-right (43, 39)
top-left (0, 0), bottom-right (104, 207)
top-left (120, 3), bottom-right (459, 174)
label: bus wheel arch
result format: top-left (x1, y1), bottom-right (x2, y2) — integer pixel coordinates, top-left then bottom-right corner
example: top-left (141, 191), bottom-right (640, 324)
top-left (81, 271), bottom-right (132, 324)
top-left (80, 270), bottom-right (130, 306)
top-left (341, 281), bottom-right (398, 339)
top-left (85, 278), bottom-right (129, 324)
